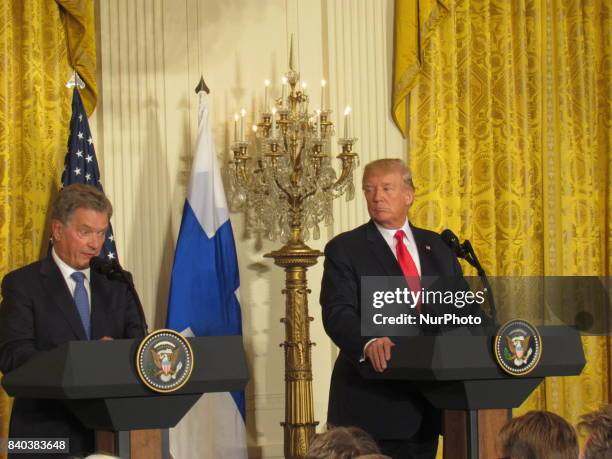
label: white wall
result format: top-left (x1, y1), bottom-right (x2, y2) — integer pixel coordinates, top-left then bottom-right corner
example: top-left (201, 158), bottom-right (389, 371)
top-left (91, 0), bottom-right (404, 457)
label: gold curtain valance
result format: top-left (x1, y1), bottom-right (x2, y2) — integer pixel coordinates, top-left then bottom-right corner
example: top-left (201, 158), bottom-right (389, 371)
top-left (56, 0), bottom-right (97, 115)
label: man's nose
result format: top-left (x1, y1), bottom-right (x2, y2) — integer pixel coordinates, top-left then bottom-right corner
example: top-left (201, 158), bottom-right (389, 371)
top-left (88, 234), bottom-right (104, 249)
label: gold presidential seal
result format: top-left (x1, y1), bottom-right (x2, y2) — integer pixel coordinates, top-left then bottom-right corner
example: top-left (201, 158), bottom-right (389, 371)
top-left (136, 329), bottom-right (194, 393)
top-left (494, 319), bottom-right (542, 376)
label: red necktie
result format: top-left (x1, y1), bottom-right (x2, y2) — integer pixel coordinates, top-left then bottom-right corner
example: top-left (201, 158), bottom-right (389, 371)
top-left (394, 230), bottom-right (422, 313)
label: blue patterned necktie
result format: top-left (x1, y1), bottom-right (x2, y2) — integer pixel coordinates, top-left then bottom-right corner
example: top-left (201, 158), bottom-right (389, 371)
top-left (71, 272), bottom-right (91, 339)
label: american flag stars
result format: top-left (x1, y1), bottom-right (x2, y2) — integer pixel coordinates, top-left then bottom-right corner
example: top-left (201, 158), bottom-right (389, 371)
top-left (60, 89), bottom-right (120, 263)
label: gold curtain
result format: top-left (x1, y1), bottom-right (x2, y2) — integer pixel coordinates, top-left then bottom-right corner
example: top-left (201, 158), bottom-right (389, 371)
top-left (392, 0), bottom-right (449, 137)
top-left (0, 0), bottom-right (96, 453)
top-left (394, 0), bottom-right (610, 448)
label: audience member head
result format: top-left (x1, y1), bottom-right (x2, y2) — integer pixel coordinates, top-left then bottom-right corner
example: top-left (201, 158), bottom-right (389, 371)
top-left (84, 454), bottom-right (120, 459)
top-left (578, 404), bottom-right (611, 459)
top-left (306, 426), bottom-right (381, 459)
top-left (498, 410), bottom-right (579, 459)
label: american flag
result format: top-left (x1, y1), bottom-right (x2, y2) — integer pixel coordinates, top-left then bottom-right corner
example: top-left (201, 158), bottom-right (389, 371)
top-left (60, 89), bottom-right (119, 262)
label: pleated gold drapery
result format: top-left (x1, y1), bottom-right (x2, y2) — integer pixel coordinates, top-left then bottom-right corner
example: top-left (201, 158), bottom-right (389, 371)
top-left (393, 0), bottom-right (610, 447)
top-left (0, 1), bottom-right (96, 454)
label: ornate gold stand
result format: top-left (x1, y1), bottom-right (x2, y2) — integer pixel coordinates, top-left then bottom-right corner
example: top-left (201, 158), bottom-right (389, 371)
top-left (265, 230), bottom-right (322, 459)
top-left (227, 37), bottom-right (359, 457)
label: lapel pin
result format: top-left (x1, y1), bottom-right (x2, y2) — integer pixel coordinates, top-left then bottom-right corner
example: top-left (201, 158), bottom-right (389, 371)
top-left (425, 245), bottom-right (431, 251)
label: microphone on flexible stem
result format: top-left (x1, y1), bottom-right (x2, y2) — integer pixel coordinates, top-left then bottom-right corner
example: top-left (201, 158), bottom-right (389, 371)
top-left (440, 230), bottom-right (498, 328)
top-left (89, 256), bottom-right (116, 275)
top-left (89, 257), bottom-right (124, 283)
top-left (89, 256), bottom-right (149, 336)
top-left (440, 229), bottom-right (470, 260)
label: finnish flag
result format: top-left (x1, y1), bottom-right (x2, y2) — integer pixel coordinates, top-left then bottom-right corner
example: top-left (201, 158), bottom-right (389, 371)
top-left (166, 92), bottom-right (247, 459)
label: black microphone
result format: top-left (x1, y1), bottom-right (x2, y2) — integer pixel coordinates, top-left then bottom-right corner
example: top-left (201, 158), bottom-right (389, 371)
top-left (440, 229), bottom-right (498, 328)
top-left (440, 229), bottom-right (469, 258)
top-left (89, 256), bottom-right (124, 281)
top-left (89, 256), bottom-right (149, 336)
top-left (89, 256), bottom-right (118, 275)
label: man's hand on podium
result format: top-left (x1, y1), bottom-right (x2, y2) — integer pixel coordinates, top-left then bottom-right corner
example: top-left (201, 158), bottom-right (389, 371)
top-left (99, 336), bottom-right (113, 341)
top-left (365, 337), bottom-right (395, 373)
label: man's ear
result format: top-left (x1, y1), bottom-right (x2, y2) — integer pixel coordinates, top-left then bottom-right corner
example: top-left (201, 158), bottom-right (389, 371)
top-left (50, 219), bottom-right (64, 241)
top-left (405, 187), bottom-right (415, 208)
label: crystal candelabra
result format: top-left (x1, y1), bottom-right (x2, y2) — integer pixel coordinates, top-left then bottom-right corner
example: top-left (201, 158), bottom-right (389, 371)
top-left (227, 52), bottom-right (359, 459)
top-left (227, 84), bottom-right (358, 243)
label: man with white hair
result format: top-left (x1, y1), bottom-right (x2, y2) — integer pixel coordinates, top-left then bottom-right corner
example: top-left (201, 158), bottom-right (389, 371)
top-left (320, 159), bottom-right (470, 459)
top-left (0, 184), bottom-right (145, 458)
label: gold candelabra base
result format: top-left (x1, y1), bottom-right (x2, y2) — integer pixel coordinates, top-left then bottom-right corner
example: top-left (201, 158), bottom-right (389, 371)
top-left (265, 240), bottom-right (322, 459)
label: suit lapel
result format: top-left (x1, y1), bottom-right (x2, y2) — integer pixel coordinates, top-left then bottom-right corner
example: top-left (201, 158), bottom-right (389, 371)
top-left (40, 257), bottom-right (87, 340)
top-left (411, 225), bottom-right (437, 277)
top-left (411, 225), bottom-right (446, 295)
top-left (365, 220), bottom-right (404, 277)
top-left (90, 270), bottom-right (111, 340)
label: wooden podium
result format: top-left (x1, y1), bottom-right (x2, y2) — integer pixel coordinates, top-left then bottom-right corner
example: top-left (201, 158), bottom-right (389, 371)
top-left (360, 326), bottom-right (585, 459)
top-left (2, 336), bottom-right (248, 459)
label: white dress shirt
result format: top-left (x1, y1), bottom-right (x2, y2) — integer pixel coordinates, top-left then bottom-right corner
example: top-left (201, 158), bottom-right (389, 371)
top-left (361, 219), bottom-right (421, 361)
top-left (51, 248), bottom-right (92, 311)
top-left (373, 219), bottom-right (421, 276)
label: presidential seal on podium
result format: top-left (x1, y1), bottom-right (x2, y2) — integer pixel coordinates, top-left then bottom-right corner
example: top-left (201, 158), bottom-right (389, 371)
top-left (494, 319), bottom-right (542, 376)
top-left (136, 329), bottom-right (194, 393)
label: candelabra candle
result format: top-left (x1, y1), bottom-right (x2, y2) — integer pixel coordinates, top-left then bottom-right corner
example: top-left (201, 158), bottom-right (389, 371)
top-left (316, 110), bottom-right (322, 140)
top-left (233, 113), bottom-right (239, 143)
top-left (264, 79), bottom-right (270, 112)
top-left (320, 79), bottom-right (327, 111)
top-left (271, 108), bottom-right (277, 138)
top-left (281, 77), bottom-right (288, 108)
top-left (240, 108), bottom-right (246, 142)
top-left (343, 106), bottom-right (352, 139)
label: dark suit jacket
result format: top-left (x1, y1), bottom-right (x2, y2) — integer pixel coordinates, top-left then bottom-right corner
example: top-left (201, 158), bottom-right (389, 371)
top-left (320, 220), bottom-right (467, 440)
top-left (0, 255), bottom-right (144, 457)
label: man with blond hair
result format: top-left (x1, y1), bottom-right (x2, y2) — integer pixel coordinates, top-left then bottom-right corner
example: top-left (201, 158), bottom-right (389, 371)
top-left (0, 184), bottom-right (145, 458)
top-left (320, 159), bottom-right (472, 459)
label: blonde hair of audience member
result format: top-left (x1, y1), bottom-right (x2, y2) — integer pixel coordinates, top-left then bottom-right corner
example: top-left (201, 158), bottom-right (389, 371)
top-left (498, 411), bottom-right (579, 459)
top-left (578, 404), bottom-right (612, 459)
top-left (306, 426), bottom-right (381, 459)
top-left (355, 455), bottom-right (392, 459)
